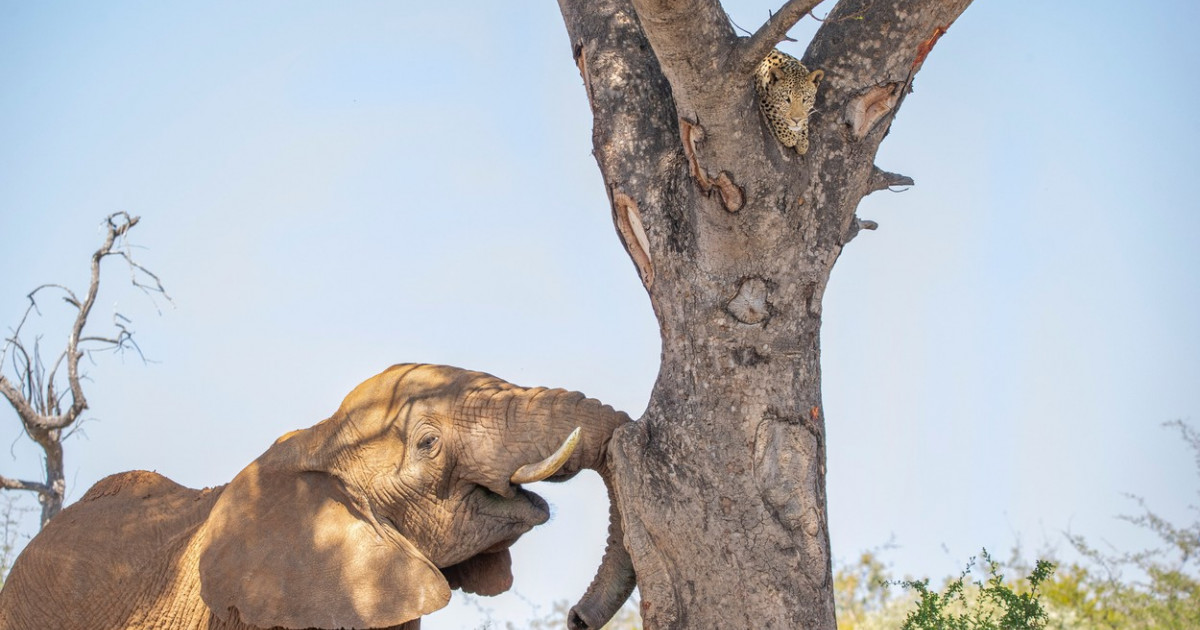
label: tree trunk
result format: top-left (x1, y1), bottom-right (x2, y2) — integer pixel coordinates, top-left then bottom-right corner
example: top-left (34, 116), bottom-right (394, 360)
top-left (555, 0), bottom-right (972, 627)
top-left (33, 428), bottom-right (65, 526)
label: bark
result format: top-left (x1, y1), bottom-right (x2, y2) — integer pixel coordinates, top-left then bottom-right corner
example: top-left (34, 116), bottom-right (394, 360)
top-left (555, 0), bottom-right (973, 627)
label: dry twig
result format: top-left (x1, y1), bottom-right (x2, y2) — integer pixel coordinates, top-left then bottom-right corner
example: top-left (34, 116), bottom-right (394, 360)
top-left (0, 213), bottom-right (168, 526)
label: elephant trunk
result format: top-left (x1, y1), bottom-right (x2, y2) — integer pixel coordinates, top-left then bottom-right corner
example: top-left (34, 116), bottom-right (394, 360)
top-left (476, 384), bottom-right (637, 628)
top-left (568, 459), bottom-right (636, 630)
top-left (521, 388), bottom-right (626, 478)
top-left (468, 385), bottom-right (627, 495)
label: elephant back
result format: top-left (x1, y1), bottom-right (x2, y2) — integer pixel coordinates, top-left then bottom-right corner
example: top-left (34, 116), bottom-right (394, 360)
top-left (0, 471), bottom-right (223, 629)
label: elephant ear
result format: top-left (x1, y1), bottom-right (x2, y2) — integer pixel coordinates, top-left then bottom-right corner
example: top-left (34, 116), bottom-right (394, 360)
top-left (198, 460), bottom-right (450, 629)
top-left (441, 550), bottom-right (514, 596)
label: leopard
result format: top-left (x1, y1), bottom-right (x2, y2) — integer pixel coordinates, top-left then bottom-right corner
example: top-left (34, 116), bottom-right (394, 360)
top-left (754, 49), bottom-right (825, 154)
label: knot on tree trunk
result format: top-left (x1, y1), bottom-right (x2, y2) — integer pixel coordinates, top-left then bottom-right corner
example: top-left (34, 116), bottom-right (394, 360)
top-left (726, 277), bottom-right (771, 325)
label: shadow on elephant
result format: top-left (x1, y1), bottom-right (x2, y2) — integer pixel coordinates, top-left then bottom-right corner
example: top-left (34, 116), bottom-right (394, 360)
top-left (0, 363), bottom-right (635, 630)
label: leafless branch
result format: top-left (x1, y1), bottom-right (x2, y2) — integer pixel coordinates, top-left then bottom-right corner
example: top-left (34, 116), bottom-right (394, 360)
top-left (726, 13), bottom-right (754, 37)
top-left (735, 0), bottom-right (826, 74)
top-left (0, 475), bottom-right (50, 495)
top-left (0, 212), bottom-right (167, 526)
top-left (868, 166), bottom-right (916, 193)
top-left (843, 215), bottom-right (879, 244)
top-left (111, 249), bottom-right (171, 314)
top-left (0, 375), bottom-right (38, 427)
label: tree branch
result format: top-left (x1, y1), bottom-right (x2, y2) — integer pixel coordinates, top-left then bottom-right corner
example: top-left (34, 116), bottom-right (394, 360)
top-left (801, 0), bottom-right (973, 236)
top-left (807, 0), bottom-right (974, 92)
top-left (0, 475), bottom-right (50, 496)
top-left (843, 215), bottom-right (879, 244)
top-left (734, 0), bottom-right (826, 74)
top-left (628, 0), bottom-right (739, 113)
top-left (867, 165), bottom-right (915, 193)
top-left (0, 374), bottom-right (39, 426)
top-left (2, 212), bottom-right (165, 526)
top-left (60, 216), bottom-right (133, 426)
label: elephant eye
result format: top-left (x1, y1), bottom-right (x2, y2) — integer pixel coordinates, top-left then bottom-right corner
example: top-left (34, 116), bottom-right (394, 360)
top-left (417, 434), bottom-right (439, 453)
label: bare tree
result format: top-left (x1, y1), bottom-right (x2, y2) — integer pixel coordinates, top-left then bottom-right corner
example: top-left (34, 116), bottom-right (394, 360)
top-left (0, 212), bottom-right (167, 527)
top-left (553, 0), bottom-right (973, 627)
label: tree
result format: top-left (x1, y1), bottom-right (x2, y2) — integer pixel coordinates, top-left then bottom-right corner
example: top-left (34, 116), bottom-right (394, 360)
top-left (552, 0), bottom-right (973, 627)
top-left (0, 213), bottom-right (167, 527)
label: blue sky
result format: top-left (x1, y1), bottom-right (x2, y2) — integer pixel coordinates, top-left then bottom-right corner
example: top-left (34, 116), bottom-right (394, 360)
top-left (2, 1), bottom-right (1198, 626)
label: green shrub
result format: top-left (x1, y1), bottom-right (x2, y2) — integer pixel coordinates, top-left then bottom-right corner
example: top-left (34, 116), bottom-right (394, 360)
top-left (894, 549), bottom-right (1054, 630)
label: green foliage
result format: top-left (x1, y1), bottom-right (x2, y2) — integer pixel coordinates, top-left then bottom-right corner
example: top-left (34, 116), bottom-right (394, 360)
top-left (892, 549), bottom-right (1053, 630)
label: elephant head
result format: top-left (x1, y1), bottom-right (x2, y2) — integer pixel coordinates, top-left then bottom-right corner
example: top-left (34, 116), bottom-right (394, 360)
top-left (197, 363), bottom-right (636, 629)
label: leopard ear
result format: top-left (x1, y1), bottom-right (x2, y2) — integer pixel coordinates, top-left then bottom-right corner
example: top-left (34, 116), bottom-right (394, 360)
top-left (770, 65), bottom-right (788, 82)
top-left (807, 69), bottom-right (825, 85)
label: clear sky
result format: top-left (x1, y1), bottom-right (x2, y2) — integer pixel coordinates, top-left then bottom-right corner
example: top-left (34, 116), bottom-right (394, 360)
top-left (2, 1), bottom-right (1198, 626)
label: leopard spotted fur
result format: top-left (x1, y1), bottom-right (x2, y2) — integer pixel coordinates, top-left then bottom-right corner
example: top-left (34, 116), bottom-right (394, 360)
top-left (754, 49), bottom-right (824, 154)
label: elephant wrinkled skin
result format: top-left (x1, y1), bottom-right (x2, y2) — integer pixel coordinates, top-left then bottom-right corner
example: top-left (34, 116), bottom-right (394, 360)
top-left (0, 364), bottom-right (636, 630)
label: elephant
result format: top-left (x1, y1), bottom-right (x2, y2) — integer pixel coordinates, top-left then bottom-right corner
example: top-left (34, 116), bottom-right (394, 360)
top-left (0, 363), bottom-right (636, 630)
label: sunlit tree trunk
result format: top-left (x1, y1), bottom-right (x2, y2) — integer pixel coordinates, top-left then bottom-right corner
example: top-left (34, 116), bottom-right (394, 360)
top-left (556, 0), bottom-right (973, 626)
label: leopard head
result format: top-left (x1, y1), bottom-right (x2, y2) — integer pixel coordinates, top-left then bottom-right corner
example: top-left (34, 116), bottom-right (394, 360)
top-left (755, 50), bottom-right (824, 154)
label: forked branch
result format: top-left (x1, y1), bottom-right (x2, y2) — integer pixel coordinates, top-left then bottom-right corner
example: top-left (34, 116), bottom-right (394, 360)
top-left (735, 0), bottom-right (826, 74)
top-left (0, 212), bottom-right (168, 526)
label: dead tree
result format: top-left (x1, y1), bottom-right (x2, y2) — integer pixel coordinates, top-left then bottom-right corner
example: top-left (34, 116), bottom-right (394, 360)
top-left (554, 0), bottom-right (973, 627)
top-left (0, 212), bottom-right (167, 527)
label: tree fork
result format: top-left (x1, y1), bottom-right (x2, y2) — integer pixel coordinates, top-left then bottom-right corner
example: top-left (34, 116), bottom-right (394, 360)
top-left (0, 213), bottom-right (167, 527)
top-left (557, 0), bottom-right (972, 626)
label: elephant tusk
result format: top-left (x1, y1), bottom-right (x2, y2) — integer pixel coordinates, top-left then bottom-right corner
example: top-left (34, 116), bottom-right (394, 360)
top-left (510, 427), bottom-right (582, 485)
